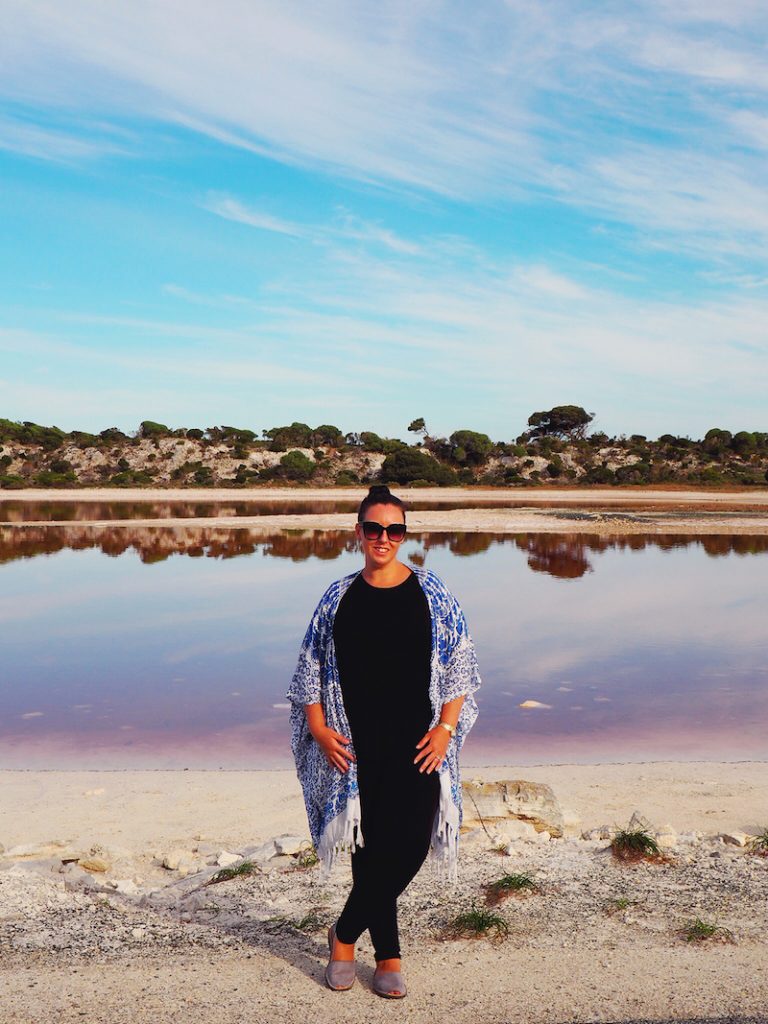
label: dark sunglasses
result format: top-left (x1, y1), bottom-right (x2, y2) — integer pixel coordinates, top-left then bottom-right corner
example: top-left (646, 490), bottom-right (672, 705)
top-left (360, 520), bottom-right (407, 542)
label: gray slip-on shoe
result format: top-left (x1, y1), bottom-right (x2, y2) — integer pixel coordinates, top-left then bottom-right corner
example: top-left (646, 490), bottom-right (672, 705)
top-left (372, 968), bottom-right (407, 999)
top-left (325, 925), bottom-right (356, 992)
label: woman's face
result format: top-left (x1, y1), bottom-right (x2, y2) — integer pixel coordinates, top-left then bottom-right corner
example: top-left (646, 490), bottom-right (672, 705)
top-left (355, 502), bottom-right (406, 571)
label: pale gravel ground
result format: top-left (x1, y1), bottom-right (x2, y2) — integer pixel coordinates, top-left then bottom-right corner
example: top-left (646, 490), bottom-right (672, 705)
top-left (1, 765), bottom-right (767, 1022)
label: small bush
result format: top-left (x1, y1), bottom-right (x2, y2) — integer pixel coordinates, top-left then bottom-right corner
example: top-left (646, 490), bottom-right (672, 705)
top-left (681, 917), bottom-right (734, 943)
top-left (748, 827), bottom-right (768, 856)
top-left (293, 843), bottom-right (319, 869)
top-left (484, 872), bottom-right (536, 905)
top-left (444, 904), bottom-right (509, 942)
top-left (334, 470), bottom-right (358, 486)
top-left (610, 828), bottom-right (662, 862)
top-left (206, 859), bottom-right (259, 885)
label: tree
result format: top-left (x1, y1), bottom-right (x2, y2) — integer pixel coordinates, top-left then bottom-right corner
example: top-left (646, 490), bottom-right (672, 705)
top-left (448, 429), bottom-right (493, 466)
top-left (278, 450), bottom-right (316, 481)
top-left (264, 422), bottom-right (312, 451)
top-left (381, 448), bottom-right (456, 485)
top-left (313, 424), bottom-right (344, 447)
top-left (527, 405), bottom-right (594, 440)
top-left (408, 417), bottom-right (427, 439)
top-left (139, 420), bottom-right (170, 439)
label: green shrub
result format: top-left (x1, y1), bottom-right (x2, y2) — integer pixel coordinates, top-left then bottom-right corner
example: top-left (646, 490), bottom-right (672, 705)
top-left (334, 470), bottom-right (359, 486)
top-left (382, 448), bottom-right (456, 486)
top-left (279, 450), bottom-right (316, 481)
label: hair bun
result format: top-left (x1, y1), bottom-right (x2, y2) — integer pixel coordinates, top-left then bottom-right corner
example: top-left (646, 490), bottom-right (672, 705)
top-left (367, 485), bottom-right (391, 497)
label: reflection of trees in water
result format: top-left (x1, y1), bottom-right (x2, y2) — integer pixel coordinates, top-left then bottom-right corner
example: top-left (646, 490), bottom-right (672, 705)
top-left (519, 535), bottom-right (593, 578)
top-left (1, 526), bottom-right (768, 572)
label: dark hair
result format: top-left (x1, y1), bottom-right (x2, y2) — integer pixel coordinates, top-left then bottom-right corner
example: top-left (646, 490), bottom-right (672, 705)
top-left (357, 485), bottom-right (406, 523)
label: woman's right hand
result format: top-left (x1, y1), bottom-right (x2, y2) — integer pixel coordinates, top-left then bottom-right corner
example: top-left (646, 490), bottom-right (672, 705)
top-left (313, 725), bottom-right (355, 773)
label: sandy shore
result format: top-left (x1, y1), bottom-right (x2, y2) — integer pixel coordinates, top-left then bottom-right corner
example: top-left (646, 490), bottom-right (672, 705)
top-left (4, 486), bottom-right (768, 535)
top-left (2, 763), bottom-right (767, 1022)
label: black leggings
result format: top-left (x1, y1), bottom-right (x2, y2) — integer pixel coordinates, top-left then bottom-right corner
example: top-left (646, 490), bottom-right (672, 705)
top-left (335, 764), bottom-right (440, 961)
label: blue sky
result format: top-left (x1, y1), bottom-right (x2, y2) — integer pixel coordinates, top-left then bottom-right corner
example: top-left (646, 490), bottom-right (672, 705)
top-left (1, 0), bottom-right (767, 442)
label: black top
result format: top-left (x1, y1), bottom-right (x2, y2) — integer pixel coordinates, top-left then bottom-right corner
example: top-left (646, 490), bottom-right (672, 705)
top-left (333, 570), bottom-right (433, 771)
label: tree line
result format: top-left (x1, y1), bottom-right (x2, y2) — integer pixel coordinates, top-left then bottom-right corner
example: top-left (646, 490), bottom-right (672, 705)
top-left (1, 405), bottom-right (767, 488)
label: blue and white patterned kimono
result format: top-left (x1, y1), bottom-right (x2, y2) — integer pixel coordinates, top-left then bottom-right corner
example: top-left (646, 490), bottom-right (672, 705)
top-left (287, 567), bottom-right (481, 878)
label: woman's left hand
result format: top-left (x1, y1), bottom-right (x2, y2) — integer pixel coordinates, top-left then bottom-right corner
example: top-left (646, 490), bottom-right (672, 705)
top-left (414, 726), bottom-right (451, 774)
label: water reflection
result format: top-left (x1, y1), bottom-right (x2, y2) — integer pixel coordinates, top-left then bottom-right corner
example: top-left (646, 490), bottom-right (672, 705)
top-left (4, 495), bottom-right (768, 523)
top-left (2, 524), bottom-right (768, 573)
top-left (1, 528), bottom-right (766, 768)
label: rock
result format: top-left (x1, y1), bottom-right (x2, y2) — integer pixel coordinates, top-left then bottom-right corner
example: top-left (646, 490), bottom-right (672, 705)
top-left (581, 825), bottom-right (617, 841)
top-left (112, 878), bottom-right (141, 895)
top-left (493, 820), bottom-right (538, 842)
top-left (241, 840), bottom-right (278, 863)
top-left (462, 779), bottom-right (564, 838)
top-left (628, 811), bottom-right (654, 832)
top-left (215, 850), bottom-right (242, 868)
top-left (561, 808), bottom-right (582, 838)
top-left (78, 857), bottom-right (110, 873)
top-left (273, 835), bottom-right (306, 857)
top-left (162, 848), bottom-right (192, 871)
top-left (720, 830), bottom-right (750, 847)
top-left (131, 927), bottom-right (147, 940)
top-left (654, 825), bottom-right (678, 849)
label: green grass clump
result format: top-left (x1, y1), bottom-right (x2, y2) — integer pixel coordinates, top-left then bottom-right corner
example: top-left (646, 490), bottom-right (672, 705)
top-left (484, 872), bottom-right (536, 905)
top-left (682, 917), bottom-right (734, 943)
top-left (293, 843), bottom-right (320, 869)
top-left (444, 904), bottom-right (509, 942)
top-left (610, 827), bottom-right (662, 862)
top-left (748, 827), bottom-right (768, 856)
top-left (294, 909), bottom-right (324, 932)
top-left (206, 859), bottom-right (259, 885)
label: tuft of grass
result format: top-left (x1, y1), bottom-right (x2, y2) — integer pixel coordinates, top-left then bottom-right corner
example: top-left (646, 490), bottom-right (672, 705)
top-left (294, 909), bottom-right (324, 932)
top-left (748, 827), bottom-right (768, 856)
top-left (206, 859), bottom-right (259, 885)
top-left (484, 872), bottom-right (536, 906)
top-left (444, 904), bottom-right (509, 942)
top-left (682, 917), bottom-right (734, 944)
top-left (610, 827), bottom-right (662, 862)
top-left (293, 843), bottom-right (320, 869)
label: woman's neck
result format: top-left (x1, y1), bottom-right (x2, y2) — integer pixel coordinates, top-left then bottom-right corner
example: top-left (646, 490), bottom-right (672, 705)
top-left (361, 560), bottom-right (412, 588)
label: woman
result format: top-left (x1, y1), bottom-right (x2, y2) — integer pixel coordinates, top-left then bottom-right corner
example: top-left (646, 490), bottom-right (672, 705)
top-left (287, 484), bottom-right (480, 999)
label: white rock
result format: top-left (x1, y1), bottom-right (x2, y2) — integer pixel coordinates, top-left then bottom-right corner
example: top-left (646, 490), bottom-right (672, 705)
top-left (654, 826), bottom-right (678, 849)
top-left (162, 848), bottom-right (192, 871)
top-left (113, 878), bottom-right (141, 895)
top-left (215, 851), bottom-right (242, 868)
top-left (628, 811), bottom-right (654, 832)
top-left (241, 840), bottom-right (278, 863)
top-left (273, 835), bottom-right (307, 857)
top-left (720, 830), bottom-right (750, 847)
top-left (561, 808), bottom-right (582, 838)
top-left (581, 825), bottom-right (617, 841)
top-left (493, 820), bottom-right (538, 842)
top-left (131, 927), bottom-right (147, 940)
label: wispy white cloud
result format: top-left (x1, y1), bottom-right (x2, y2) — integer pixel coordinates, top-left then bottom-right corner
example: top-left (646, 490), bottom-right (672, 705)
top-left (202, 192), bottom-right (424, 255)
top-left (202, 195), bottom-right (308, 238)
top-left (0, 111), bottom-right (129, 162)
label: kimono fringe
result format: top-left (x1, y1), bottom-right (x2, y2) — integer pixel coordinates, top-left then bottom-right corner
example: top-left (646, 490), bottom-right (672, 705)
top-left (317, 794), bottom-right (364, 877)
top-left (430, 770), bottom-right (460, 882)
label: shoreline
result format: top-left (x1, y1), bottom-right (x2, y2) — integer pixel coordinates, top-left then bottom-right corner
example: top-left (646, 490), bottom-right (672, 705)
top-left (3, 486), bottom-right (768, 536)
top-left (3, 760), bottom-right (766, 851)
